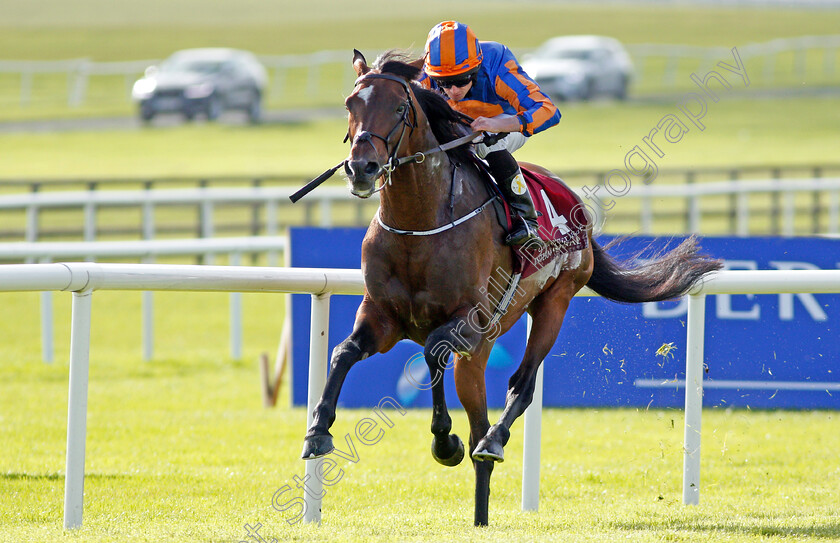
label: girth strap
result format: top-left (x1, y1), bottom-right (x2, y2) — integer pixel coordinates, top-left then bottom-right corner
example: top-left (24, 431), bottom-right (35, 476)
top-left (375, 195), bottom-right (497, 236)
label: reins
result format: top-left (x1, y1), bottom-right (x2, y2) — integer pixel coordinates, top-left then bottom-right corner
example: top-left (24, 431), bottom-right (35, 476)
top-left (289, 126), bottom-right (487, 203)
top-left (289, 127), bottom-right (484, 204)
top-left (289, 72), bottom-right (486, 204)
top-left (289, 71), bottom-right (503, 237)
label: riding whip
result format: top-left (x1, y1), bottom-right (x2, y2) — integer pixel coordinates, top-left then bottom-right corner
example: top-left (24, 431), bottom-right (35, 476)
top-left (289, 160), bottom-right (346, 203)
top-left (289, 131), bottom-right (496, 203)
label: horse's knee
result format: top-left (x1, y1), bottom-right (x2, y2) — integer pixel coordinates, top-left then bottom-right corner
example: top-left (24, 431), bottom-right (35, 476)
top-left (310, 335), bottom-right (372, 430)
top-left (506, 362), bottom-right (540, 403)
top-left (330, 337), bottom-right (368, 370)
top-left (424, 333), bottom-right (453, 370)
top-left (507, 377), bottom-right (536, 408)
top-left (424, 320), bottom-right (476, 376)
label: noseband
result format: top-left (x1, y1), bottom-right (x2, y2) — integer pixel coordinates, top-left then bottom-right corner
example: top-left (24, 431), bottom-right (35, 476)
top-left (295, 71), bottom-right (495, 235)
top-left (290, 71), bottom-right (490, 205)
top-left (348, 73), bottom-right (418, 191)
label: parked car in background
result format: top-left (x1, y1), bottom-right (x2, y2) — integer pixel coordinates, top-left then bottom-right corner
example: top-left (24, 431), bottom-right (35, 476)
top-left (131, 48), bottom-right (267, 123)
top-left (521, 36), bottom-right (633, 101)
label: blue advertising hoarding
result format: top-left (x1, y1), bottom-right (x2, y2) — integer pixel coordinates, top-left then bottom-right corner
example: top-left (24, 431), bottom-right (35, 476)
top-left (290, 228), bottom-right (839, 409)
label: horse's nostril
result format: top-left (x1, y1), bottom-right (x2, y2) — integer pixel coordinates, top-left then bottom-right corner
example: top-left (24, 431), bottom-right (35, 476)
top-left (347, 160), bottom-right (379, 179)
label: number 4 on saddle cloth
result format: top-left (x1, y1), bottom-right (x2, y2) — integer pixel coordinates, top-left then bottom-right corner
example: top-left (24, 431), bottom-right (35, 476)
top-left (495, 166), bottom-right (590, 280)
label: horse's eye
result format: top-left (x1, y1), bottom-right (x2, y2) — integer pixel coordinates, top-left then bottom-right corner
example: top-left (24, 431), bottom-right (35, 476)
top-left (396, 104), bottom-right (406, 115)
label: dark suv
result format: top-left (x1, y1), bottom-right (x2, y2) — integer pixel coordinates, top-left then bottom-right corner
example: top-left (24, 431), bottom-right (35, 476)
top-left (131, 48), bottom-right (267, 123)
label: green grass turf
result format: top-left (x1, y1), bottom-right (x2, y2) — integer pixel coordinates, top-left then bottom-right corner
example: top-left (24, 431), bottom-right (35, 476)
top-left (1, 4), bottom-right (839, 538)
top-left (0, 96), bottom-right (837, 180)
top-left (1, 287), bottom-right (838, 542)
top-left (2, 1), bottom-right (839, 58)
top-left (0, 94), bottom-right (837, 239)
top-left (1, 1), bottom-right (839, 120)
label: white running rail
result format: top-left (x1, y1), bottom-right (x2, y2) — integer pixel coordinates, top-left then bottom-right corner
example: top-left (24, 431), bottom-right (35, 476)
top-left (2, 177), bottom-right (840, 245)
top-left (1, 263), bottom-right (839, 528)
top-left (0, 236), bottom-right (288, 362)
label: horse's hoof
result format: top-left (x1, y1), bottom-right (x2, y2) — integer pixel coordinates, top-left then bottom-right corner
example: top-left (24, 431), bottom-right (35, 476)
top-left (472, 436), bottom-right (504, 463)
top-left (301, 433), bottom-right (334, 459)
top-left (431, 434), bottom-right (465, 467)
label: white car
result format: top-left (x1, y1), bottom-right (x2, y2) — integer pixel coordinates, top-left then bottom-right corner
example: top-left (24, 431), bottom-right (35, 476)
top-left (521, 35), bottom-right (633, 101)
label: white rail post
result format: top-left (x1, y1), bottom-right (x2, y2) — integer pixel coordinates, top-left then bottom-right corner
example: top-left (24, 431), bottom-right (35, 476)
top-left (736, 191), bottom-right (749, 237)
top-left (522, 315), bottom-right (542, 511)
top-left (689, 195), bottom-right (701, 233)
top-left (201, 196), bottom-right (214, 265)
top-left (230, 252), bottom-right (243, 360)
top-left (142, 290), bottom-right (154, 361)
top-left (141, 255), bottom-right (155, 362)
top-left (319, 199), bottom-right (332, 228)
top-left (682, 293), bottom-right (706, 505)
top-left (38, 255), bottom-right (54, 363)
top-left (83, 194), bottom-right (96, 262)
top-left (40, 290), bottom-right (54, 363)
top-left (782, 192), bottom-right (795, 237)
top-left (640, 195), bottom-right (653, 234)
top-left (69, 59), bottom-right (90, 107)
top-left (830, 190), bottom-right (840, 235)
top-left (64, 289), bottom-right (93, 529)
top-left (84, 198), bottom-right (96, 242)
top-left (25, 203), bottom-right (38, 243)
top-left (266, 199), bottom-right (279, 267)
top-left (142, 194), bottom-right (155, 361)
top-left (303, 293), bottom-right (330, 524)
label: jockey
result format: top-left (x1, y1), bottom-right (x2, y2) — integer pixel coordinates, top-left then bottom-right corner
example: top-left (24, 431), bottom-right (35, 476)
top-left (420, 20), bottom-right (561, 247)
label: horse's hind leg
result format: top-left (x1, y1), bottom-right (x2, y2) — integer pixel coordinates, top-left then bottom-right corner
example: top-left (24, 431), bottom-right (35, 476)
top-left (473, 288), bottom-right (573, 462)
top-left (424, 317), bottom-right (480, 467)
top-left (302, 306), bottom-right (398, 459)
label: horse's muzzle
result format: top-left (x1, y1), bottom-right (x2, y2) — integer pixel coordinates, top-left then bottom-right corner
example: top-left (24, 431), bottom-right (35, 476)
top-left (345, 159), bottom-right (382, 198)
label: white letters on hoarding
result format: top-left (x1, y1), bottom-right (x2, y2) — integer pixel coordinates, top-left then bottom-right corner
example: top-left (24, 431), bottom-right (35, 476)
top-left (643, 260), bottom-right (831, 322)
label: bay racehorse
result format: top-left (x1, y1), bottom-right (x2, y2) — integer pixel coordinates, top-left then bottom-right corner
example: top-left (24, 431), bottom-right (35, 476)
top-left (300, 50), bottom-right (722, 526)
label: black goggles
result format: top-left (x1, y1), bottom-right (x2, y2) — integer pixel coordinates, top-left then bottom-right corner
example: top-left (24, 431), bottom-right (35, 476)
top-left (435, 74), bottom-right (474, 89)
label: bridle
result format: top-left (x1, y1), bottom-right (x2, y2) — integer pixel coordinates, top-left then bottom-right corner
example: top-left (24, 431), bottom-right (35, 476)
top-left (289, 71), bottom-right (487, 205)
top-left (291, 71), bottom-right (498, 236)
top-left (346, 72), bottom-right (418, 192)
top-left (345, 72), bottom-right (498, 236)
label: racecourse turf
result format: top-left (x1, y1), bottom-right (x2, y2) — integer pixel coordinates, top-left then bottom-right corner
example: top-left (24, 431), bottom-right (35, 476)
top-left (1, 1), bottom-right (840, 120)
top-left (2, 2), bottom-right (840, 541)
top-left (0, 95), bottom-right (838, 181)
top-left (1, 296), bottom-right (838, 542)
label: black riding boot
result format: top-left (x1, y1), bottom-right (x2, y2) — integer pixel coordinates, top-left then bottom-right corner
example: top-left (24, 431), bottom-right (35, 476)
top-left (485, 150), bottom-right (543, 247)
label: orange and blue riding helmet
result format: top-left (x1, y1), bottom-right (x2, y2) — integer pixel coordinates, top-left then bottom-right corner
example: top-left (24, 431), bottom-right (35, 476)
top-left (423, 21), bottom-right (483, 80)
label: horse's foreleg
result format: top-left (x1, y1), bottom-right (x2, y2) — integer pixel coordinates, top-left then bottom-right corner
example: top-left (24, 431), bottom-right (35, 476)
top-left (425, 317), bottom-right (480, 467)
top-left (453, 350), bottom-right (494, 526)
top-left (473, 291), bottom-right (572, 463)
top-left (301, 311), bottom-right (395, 459)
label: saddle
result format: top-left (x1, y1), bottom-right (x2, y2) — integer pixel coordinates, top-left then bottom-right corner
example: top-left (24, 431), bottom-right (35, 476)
top-left (473, 157), bottom-right (590, 280)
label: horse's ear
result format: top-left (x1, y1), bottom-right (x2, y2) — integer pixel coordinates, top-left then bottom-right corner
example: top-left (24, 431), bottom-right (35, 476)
top-left (352, 49), bottom-right (369, 77)
top-left (407, 56), bottom-right (425, 71)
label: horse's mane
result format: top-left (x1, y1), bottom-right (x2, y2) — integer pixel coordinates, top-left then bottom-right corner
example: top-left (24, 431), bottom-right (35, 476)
top-left (373, 51), bottom-right (475, 164)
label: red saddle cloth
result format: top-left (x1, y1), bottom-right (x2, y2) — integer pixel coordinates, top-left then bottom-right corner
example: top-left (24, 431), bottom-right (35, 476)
top-left (508, 167), bottom-right (589, 279)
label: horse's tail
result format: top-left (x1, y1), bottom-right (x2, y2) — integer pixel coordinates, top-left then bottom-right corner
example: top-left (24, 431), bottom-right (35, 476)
top-left (586, 236), bottom-right (722, 303)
